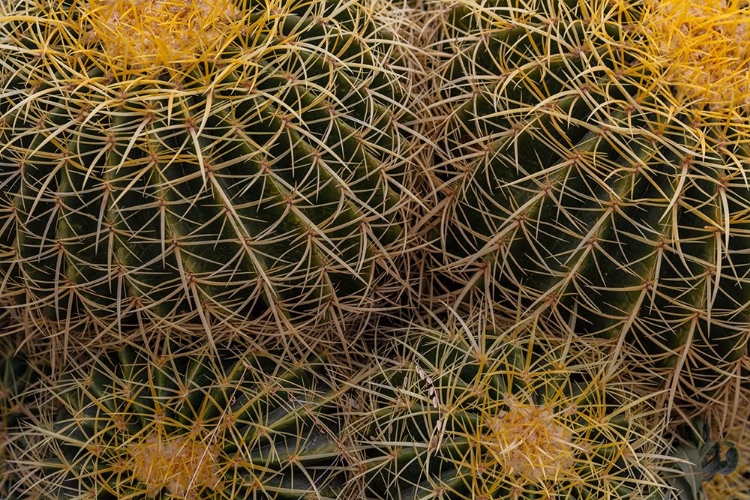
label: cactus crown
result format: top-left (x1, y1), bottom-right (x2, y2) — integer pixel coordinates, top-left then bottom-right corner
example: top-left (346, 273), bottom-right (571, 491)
top-left (589, 0), bottom-right (750, 130)
top-left (483, 397), bottom-right (575, 483)
top-left (127, 432), bottom-right (221, 497)
top-left (0, 0), bottom-right (421, 338)
top-left (640, 0), bottom-right (750, 117)
top-left (11, 342), bottom-right (355, 498)
top-left (435, 0), bottom-right (750, 407)
top-left (83, 0), bottom-right (243, 68)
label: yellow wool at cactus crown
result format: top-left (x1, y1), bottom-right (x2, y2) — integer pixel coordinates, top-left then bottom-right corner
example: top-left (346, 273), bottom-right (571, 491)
top-left (83, 0), bottom-right (244, 67)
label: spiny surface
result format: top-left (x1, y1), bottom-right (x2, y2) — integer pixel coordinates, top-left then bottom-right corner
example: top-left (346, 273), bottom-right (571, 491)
top-left (484, 399), bottom-right (574, 482)
top-left (0, 334), bottom-right (45, 496)
top-left (434, 0), bottom-right (750, 408)
top-left (0, 0), bottom-right (422, 341)
top-left (128, 433), bottom-right (221, 498)
top-left (643, 0), bottom-right (750, 116)
top-left (9, 342), bottom-right (355, 498)
top-left (85, 0), bottom-right (242, 67)
top-left (351, 321), bottom-right (673, 499)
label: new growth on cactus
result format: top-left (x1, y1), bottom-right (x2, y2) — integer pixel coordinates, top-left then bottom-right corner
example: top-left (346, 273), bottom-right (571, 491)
top-left (83, 0), bottom-right (243, 69)
top-left (0, 0), bottom-right (424, 344)
top-left (9, 340), bottom-right (356, 499)
top-left (350, 317), bottom-right (675, 499)
top-left (640, 0), bottom-right (750, 120)
top-left (433, 0), bottom-right (750, 407)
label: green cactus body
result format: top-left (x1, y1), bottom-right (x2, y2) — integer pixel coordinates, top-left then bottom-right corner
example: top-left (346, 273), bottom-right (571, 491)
top-left (352, 323), bottom-right (675, 499)
top-left (12, 342), bottom-right (354, 498)
top-left (435, 0), bottom-right (750, 401)
top-left (0, 0), bottom-right (420, 337)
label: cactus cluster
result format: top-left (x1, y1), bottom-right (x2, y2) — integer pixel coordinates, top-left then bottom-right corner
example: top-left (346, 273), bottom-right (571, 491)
top-left (1, 0), bottom-right (748, 498)
top-left (8, 322), bottom-right (702, 500)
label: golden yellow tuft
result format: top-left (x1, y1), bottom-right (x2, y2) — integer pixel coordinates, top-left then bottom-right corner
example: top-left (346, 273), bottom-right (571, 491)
top-left (128, 432), bottom-right (221, 498)
top-left (83, 0), bottom-right (242, 68)
top-left (483, 397), bottom-right (575, 483)
top-left (640, 0), bottom-right (750, 116)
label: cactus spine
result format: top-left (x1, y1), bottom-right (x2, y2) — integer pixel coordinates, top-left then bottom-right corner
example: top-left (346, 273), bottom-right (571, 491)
top-left (0, 0), bottom-right (745, 498)
top-left (0, 334), bottom-right (43, 496)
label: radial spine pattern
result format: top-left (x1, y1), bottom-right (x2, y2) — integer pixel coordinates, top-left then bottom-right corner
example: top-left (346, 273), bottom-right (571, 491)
top-left (351, 321), bottom-right (676, 499)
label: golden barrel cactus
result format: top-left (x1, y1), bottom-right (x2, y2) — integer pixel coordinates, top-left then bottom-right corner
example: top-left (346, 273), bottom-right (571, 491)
top-left (433, 0), bottom-right (750, 405)
top-left (0, 0), bottom-right (424, 342)
top-left (8, 341), bottom-right (357, 498)
top-left (349, 319), bottom-right (682, 499)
